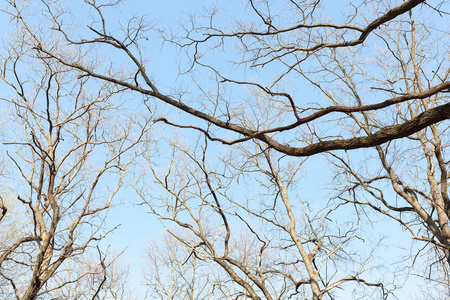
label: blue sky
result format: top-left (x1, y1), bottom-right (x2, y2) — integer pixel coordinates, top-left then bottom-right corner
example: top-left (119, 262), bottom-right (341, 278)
top-left (104, 2), bottom-right (436, 298)
top-left (0, 0), bottom-right (444, 299)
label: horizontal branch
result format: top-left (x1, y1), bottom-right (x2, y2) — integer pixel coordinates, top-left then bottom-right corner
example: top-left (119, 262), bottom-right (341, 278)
top-left (33, 4), bottom-right (449, 158)
top-left (193, 0), bottom-right (425, 52)
top-left (0, 236), bottom-right (41, 266)
top-left (272, 102), bottom-right (450, 156)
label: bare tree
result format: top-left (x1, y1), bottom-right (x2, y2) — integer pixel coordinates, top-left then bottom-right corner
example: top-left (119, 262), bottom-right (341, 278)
top-left (136, 135), bottom-right (387, 300)
top-left (0, 195), bottom-right (27, 297)
top-left (2, 0), bottom-right (450, 298)
top-left (0, 26), bottom-right (148, 299)
top-left (48, 247), bottom-right (134, 300)
top-left (143, 231), bottom-right (217, 299)
top-left (321, 6), bottom-right (450, 291)
top-left (6, 0), bottom-right (450, 156)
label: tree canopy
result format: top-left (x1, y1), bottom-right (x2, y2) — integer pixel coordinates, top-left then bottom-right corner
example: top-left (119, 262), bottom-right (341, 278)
top-left (0, 0), bottom-right (449, 299)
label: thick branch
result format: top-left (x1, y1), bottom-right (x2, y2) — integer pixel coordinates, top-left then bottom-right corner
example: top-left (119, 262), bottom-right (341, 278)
top-left (271, 102), bottom-right (450, 157)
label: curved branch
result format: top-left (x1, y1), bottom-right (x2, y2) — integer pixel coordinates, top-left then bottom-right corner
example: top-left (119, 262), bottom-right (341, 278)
top-left (269, 102), bottom-right (450, 156)
top-left (192, 0), bottom-right (425, 52)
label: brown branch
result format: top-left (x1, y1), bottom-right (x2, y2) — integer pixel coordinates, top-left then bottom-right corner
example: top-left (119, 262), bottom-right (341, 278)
top-left (193, 0), bottom-right (425, 52)
top-left (0, 203), bottom-right (6, 223)
top-left (0, 236), bottom-right (41, 267)
top-left (156, 99), bottom-right (450, 157)
top-left (273, 101), bottom-right (450, 157)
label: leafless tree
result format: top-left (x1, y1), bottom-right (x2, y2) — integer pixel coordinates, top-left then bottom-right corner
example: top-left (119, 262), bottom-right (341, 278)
top-left (2, 0), bottom-right (450, 298)
top-left (136, 135), bottom-right (388, 300)
top-left (320, 6), bottom-right (450, 292)
top-left (6, 0), bottom-right (450, 156)
top-left (47, 247), bottom-right (134, 300)
top-left (143, 231), bottom-right (217, 299)
top-left (0, 25), bottom-right (148, 299)
top-left (0, 195), bottom-right (27, 296)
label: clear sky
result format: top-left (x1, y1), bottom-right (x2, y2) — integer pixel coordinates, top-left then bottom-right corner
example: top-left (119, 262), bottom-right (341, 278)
top-left (0, 0), bottom-right (443, 299)
top-left (63, 1), bottom-right (435, 298)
